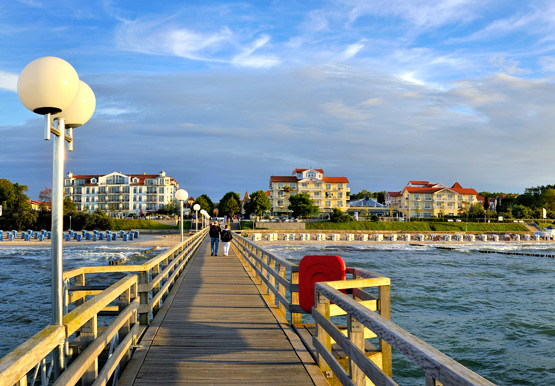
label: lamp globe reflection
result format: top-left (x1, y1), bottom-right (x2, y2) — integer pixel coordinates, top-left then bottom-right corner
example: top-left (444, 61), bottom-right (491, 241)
top-left (17, 56), bottom-right (80, 115)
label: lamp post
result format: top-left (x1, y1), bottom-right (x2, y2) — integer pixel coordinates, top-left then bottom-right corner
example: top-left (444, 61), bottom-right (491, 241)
top-left (200, 209), bottom-right (207, 228)
top-left (18, 57), bottom-right (95, 375)
top-left (193, 203), bottom-right (200, 232)
top-left (175, 189), bottom-right (189, 242)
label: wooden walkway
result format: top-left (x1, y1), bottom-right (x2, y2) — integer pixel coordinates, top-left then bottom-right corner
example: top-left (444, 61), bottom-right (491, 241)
top-left (119, 238), bottom-right (327, 385)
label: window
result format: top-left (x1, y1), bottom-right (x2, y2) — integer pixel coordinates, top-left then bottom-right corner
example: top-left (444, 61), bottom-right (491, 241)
top-left (277, 182), bottom-right (284, 188)
top-left (326, 184), bottom-right (331, 190)
top-left (424, 202), bottom-right (432, 209)
top-left (302, 183), bottom-right (308, 187)
top-left (414, 194), bottom-right (420, 200)
top-left (425, 194), bottom-right (432, 201)
top-left (159, 187), bottom-right (164, 193)
top-left (325, 201), bottom-right (331, 207)
top-left (289, 183), bottom-right (296, 188)
top-left (458, 195), bottom-right (463, 200)
top-left (448, 194), bottom-right (454, 199)
top-left (314, 191), bottom-right (320, 197)
top-left (159, 195), bottom-right (164, 202)
top-left (337, 183), bottom-right (343, 189)
top-left (277, 200), bottom-right (284, 206)
top-left (337, 200), bottom-right (343, 207)
top-left (337, 192), bottom-right (343, 198)
top-left (413, 202), bottom-right (420, 208)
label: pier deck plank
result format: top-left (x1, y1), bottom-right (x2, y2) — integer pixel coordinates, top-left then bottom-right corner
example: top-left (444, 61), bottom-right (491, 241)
top-left (120, 238), bottom-right (324, 385)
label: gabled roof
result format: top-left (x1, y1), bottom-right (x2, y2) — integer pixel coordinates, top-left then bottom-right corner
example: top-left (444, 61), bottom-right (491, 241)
top-left (408, 180), bottom-right (431, 186)
top-left (405, 186), bottom-right (444, 194)
top-left (323, 176), bottom-right (349, 183)
top-left (294, 168), bottom-right (324, 174)
top-left (387, 191), bottom-right (402, 197)
top-left (242, 191), bottom-right (249, 202)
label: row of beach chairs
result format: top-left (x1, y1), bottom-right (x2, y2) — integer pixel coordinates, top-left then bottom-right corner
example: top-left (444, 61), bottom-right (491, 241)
top-left (251, 232), bottom-right (539, 242)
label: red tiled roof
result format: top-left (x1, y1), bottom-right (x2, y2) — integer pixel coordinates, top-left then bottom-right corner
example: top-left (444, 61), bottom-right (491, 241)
top-left (323, 176), bottom-right (349, 183)
top-left (243, 191), bottom-right (249, 201)
top-left (451, 182), bottom-right (463, 189)
top-left (405, 187), bottom-right (444, 194)
top-left (409, 180), bottom-right (430, 186)
top-left (387, 192), bottom-right (402, 197)
top-left (270, 176), bottom-right (298, 182)
top-left (451, 187), bottom-right (478, 195)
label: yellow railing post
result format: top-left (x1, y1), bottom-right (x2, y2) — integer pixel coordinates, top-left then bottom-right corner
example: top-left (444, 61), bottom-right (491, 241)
top-left (379, 283), bottom-right (392, 377)
top-left (80, 314), bottom-right (98, 386)
top-left (138, 270), bottom-right (150, 325)
top-left (290, 269), bottom-right (301, 325)
top-left (349, 316), bottom-right (366, 386)
top-left (278, 264), bottom-right (287, 317)
top-left (316, 292), bottom-right (331, 376)
top-left (268, 256), bottom-right (276, 305)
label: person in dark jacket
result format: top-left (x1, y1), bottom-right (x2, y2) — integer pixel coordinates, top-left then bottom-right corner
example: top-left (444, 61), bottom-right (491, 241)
top-left (220, 224), bottom-right (233, 256)
top-left (209, 221), bottom-right (221, 256)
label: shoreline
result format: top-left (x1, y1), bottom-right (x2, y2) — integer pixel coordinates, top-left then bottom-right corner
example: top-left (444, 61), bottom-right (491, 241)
top-left (0, 233), bottom-right (182, 248)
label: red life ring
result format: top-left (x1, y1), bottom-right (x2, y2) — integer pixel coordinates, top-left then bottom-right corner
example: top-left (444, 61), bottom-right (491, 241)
top-left (298, 255), bottom-right (346, 313)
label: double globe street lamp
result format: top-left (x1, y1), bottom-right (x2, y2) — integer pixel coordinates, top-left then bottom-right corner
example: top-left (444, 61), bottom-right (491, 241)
top-left (193, 203), bottom-right (201, 232)
top-left (175, 189), bottom-right (189, 242)
top-left (18, 56), bottom-right (96, 374)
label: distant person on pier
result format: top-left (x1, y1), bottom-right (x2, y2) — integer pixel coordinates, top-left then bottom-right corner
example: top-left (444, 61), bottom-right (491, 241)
top-left (209, 221), bottom-right (221, 256)
top-left (220, 224), bottom-right (233, 256)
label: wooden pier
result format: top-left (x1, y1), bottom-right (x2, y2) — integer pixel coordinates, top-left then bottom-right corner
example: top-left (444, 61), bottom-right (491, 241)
top-left (119, 238), bottom-right (327, 385)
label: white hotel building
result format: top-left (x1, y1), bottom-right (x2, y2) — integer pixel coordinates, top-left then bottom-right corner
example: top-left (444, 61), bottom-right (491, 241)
top-left (64, 171), bottom-right (179, 217)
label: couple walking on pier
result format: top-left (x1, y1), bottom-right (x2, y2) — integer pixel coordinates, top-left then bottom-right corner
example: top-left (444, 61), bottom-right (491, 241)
top-left (209, 220), bottom-right (233, 256)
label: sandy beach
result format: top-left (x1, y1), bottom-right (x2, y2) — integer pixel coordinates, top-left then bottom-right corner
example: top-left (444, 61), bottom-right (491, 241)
top-left (0, 232), bottom-right (183, 248)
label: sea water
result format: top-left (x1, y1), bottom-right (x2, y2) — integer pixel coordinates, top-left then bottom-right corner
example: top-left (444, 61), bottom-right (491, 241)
top-left (0, 245), bottom-right (164, 358)
top-left (264, 243), bottom-right (555, 386)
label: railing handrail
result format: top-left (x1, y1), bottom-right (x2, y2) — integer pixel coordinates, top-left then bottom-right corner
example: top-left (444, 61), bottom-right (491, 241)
top-left (315, 282), bottom-right (496, 386)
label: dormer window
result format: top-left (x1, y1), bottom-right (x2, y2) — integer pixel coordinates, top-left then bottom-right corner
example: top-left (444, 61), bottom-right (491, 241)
top-left (133, 178), bottom-right (139, 184)
top-left (91, 178), bottom-right (97, 184)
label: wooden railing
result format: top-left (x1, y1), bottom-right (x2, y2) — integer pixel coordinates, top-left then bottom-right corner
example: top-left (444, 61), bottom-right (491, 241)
top-left (232, 233), bottom-right (496, 386)
top-left (232, 233), bottom-right (303, 324)
top-left (0, 229), bottom-right (207, 386)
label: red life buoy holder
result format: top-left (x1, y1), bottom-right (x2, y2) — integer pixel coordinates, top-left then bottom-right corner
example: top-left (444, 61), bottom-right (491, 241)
top-left (298, 255), bottom-right (346, 313)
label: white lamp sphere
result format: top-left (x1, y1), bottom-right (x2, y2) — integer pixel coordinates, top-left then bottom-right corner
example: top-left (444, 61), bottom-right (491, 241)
top-left (52, 81), bottom-right (96, 128)
top-left (193, 204), bottom-right (200, 211)
top-left (17, 57), bottom-right (80, 115)
top-left (175, 189), bottom-right (189, 201)
top-left (200, 209), bottom-right (207, 216)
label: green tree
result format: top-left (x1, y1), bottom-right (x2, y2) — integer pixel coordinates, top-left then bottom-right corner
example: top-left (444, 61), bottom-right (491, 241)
top-left (511, 204), bottom-right (531, 219)
top-left (244, 190), bottom-right (271, 217)
top-left (219, 191), bottom-right (241, 218)
top-left (330, 208), bottom-right (354, 223)
top-left (157, 200), bottom-right (179, 215)
top-left (468, 203), bottom-right (486, 218)
top-left (288, 193), bottom-right (319, 218)
top-left (195, 194), bottom-right (214, 215)
top-left (0, 179), bottom-right (36, 230)
top-left (540, 188), bottom-right (555, 212)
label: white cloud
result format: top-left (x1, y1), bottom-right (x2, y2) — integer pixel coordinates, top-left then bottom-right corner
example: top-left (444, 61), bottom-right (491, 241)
top-left (232, 34), bottom-right (280, 68)
top-left (0, 71), bottom-right (18, 92)
top-left (342, 42), bottom-right (365, 60)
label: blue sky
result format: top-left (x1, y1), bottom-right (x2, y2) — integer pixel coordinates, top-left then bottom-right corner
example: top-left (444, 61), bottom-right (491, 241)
top-left (2, 0), bottom-right (555, 201)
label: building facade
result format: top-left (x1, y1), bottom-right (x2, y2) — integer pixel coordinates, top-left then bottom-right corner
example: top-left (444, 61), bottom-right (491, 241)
top-left (386, 180), bottom-right (480, 218)
top-left (269, 168), bottom-right (350, 215)
top-left (64, 171), bottom-right (179, 217)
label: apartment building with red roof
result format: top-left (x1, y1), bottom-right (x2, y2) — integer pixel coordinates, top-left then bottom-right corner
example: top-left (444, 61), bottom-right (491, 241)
top-left (386, 180), bottom-right (480, 219)
top-left (64, 170), bottom-right (179, 217)
top-left (269, 168), bottom-right (350, 215)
